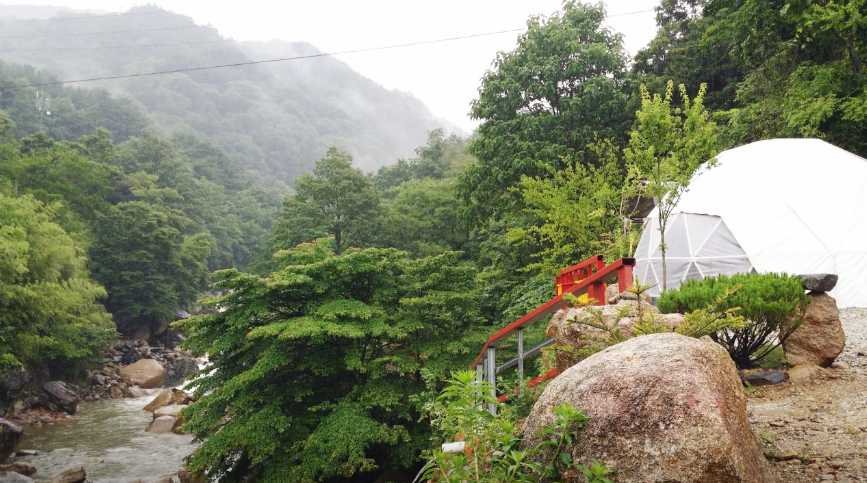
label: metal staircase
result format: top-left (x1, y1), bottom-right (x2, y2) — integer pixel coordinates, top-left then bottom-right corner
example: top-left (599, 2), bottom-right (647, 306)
top-left (471, 255), bottom-right (635, 413)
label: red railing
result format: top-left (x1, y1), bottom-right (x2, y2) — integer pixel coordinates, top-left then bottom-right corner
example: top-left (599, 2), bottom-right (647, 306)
top-left (471, 257), bottom-right (634, 368)
top-left (555, 254), bottom-right (604, 296)
top-left (471, 256), bottom-right (635, 410)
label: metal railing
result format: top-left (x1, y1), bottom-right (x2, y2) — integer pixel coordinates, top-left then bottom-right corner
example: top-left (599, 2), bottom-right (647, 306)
top-left (472, 256), bottom-right (635, 413)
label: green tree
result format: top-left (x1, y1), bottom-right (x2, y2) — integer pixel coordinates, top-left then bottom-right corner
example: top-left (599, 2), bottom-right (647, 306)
top-left (272, 148), bottom-right (380, 255)
top-left (178, 241), bottom-right (484, 481)
top-left (511, 141), bottom-right (624, 274)
top-left (90, 201), bottom-right (211, 337)
top-left (625, 81), bottom-right (720, 291)
top-left (0, 192), bottom-right (114, 376)
top-left (461, 1), bottom-right (631, 221)
top-left (635, 0), bottom-right (867, 157)
top-left (379, 178), bottom-right (468, 257)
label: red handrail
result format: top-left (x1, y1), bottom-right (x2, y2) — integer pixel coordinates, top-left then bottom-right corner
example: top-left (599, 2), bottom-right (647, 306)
top-left (470, 257), bottom-right (635, 368)
top-left (555, 255), bottom-right (604, 296)
top-left (557, 254), bottom-right (603, 277)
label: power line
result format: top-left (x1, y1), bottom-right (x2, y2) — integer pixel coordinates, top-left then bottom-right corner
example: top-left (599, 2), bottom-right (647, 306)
top-left (607, 8), bottom-right (656, 17)
top-left (0, 8), bottom-right (653, 56)
top-left (0, 8), bottom-right (656, 91)
top-left (1, 28), bottom-right (527, 91)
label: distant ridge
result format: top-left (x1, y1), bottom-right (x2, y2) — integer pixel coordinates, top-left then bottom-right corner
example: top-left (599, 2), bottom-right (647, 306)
top-left (0, 5), bottom-right (446, 181)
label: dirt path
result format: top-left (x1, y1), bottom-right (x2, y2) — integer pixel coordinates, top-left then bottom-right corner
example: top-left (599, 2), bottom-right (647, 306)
top-left (747, 308), bottom-right (867, 482)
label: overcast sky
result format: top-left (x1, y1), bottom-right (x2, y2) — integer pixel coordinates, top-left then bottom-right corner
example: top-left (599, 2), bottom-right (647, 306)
top-left (1, 0), bottom-right (660, 132)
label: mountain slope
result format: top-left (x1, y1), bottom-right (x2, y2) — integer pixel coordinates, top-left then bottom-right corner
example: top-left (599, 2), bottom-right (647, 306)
top-left (0, 5), bottom-right (445, 181)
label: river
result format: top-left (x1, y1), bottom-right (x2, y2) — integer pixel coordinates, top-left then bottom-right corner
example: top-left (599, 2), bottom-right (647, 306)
top-left (17, 392), bottom-right (196, 482)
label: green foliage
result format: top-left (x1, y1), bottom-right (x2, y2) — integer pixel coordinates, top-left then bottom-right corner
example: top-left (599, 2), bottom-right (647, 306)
top-left (636, 0), bottom-right (867, 157)
top-left (271, 148), bottom-right (380, 256)
top-left (422, 371), bottom-right (610, 483)
top-left (625, 81), bottom-right (720, 291)
top-left (379, 178), bottom-right (468, 257)
top-left (0, 192), bottom-right (114, 376)
top-left (512, 142), bottom-right (624, 273)
top-left (657, 273), bottom-right (808, 367)
top-left (374, 129), bottom-right (471, 191)
top-left (0, 73), bottom-right (283, 337)
top-left (462, 1), bottom-right (631, 221)
top-left (90, 201), bottom-right (212, 336)
top-left (178, 241), bottom-right (485, 481)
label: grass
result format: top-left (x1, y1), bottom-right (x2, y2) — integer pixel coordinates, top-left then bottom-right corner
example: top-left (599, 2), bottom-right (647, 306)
top-left (756, 345), bottom-right (788, 369)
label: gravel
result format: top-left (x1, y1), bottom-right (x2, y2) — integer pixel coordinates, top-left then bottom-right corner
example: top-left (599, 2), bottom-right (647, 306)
top-left (838, 307), bottom-right (867, 369)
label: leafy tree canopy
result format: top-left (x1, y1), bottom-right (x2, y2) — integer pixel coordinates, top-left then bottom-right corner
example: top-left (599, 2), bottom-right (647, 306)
top-left (0, 191), bottom-right (114, 376)
top-left (462, 1), bottom-right (632, 221)
top-left (179, 240), bottom-right (485, 481)
top-left (271, 148), bottom-right (380, 256)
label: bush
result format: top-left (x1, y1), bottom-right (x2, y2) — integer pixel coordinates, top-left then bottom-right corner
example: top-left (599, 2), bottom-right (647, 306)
top-left (422, 371), bottom-right (611, 483)
top-left (657, 273), bottom-right (807, 367)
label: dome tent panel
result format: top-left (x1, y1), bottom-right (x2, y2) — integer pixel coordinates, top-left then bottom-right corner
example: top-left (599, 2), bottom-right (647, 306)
top-left (635, 212), bottom-right (751, 297)
top-left (634, 138), bottom-right (867, 307)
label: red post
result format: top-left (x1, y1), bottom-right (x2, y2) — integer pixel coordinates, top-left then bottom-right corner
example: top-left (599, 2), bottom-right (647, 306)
top-left (618, 258), bottom-right (635, 293)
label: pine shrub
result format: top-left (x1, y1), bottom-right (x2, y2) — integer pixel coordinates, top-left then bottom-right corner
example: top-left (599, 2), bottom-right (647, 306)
top-left (657, 273), bottom-right (807, 367)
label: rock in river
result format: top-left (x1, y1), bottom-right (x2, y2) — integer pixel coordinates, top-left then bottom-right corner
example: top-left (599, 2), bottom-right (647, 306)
top-left (50, 465), bottom-right (85, 483)
top-left (0, 419), bottom-right (22, 463)
top-left (523, 333), bottom-right (773, 483)
top-left (119, 359), bottom-right (166, 388)
top-left (42, 381), bottom-right (79, 415)
top-left (0, 471), bottom-right (34, 482)
top-left (147, 415), bottom-right (178, 434)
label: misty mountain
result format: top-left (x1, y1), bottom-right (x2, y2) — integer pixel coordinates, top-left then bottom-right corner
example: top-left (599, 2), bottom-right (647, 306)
top-left (0, 5), bottom-right (447, 180)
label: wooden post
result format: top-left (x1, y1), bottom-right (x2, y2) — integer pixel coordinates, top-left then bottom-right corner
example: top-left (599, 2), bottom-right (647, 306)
top-left (619, 258), bottom-right (635, 293)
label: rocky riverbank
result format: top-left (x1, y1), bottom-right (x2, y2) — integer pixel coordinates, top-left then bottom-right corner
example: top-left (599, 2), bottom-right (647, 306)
top-left (1, 339), bottom-right (199, 426)
top-left (0, 339), bottom-right (201, 482)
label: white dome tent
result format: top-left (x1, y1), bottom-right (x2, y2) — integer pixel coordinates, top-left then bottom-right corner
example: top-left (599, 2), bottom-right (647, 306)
top-left (634, 138), bottom-right (867, 307)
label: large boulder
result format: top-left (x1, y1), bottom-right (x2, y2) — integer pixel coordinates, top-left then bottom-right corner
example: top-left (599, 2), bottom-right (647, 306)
top-left (119, 359), bottom-right (166, 389)
top-left (42, 381), bottom-right (79, 415)
top-left (143, 389), bottom-right (173, 413)
top-left (546, 300), bottom-right (680, 372)
top-left (0, 419), bottom-right (22, 463)
top-left (147, 415), bottom-right (178, 434)
top-left (783, 293), bottom-right (845, 367)
top-left (154, 404), bottom-right (186, 419)
top-left (523, 333), bottom-right (773, 483)
top-left (144, 389), bottom-right (192, 413)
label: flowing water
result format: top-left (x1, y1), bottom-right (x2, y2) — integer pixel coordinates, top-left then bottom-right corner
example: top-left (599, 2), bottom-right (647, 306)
top-left (17, 392), bottom-right (196, 482)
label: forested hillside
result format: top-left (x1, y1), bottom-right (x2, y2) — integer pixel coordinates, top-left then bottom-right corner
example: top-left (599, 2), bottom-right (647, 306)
top-left (2, 0), bottom-right (866, 481)
top-left (0, 59), bottom-right (283, 366)
top-left (0, 5), bottom-right (446, 181)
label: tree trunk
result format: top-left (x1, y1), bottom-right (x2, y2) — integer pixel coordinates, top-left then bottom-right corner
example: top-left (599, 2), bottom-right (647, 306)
top-left (657, 203), bottom-right (668, 292)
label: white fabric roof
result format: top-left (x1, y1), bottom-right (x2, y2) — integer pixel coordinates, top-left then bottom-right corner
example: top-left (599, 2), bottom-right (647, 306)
top-left (635, 138), bottom-right (867, 307)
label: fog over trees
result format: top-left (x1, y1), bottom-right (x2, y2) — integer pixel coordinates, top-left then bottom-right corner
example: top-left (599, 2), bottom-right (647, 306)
top-left (0, 5), bottom-right (450, 183)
